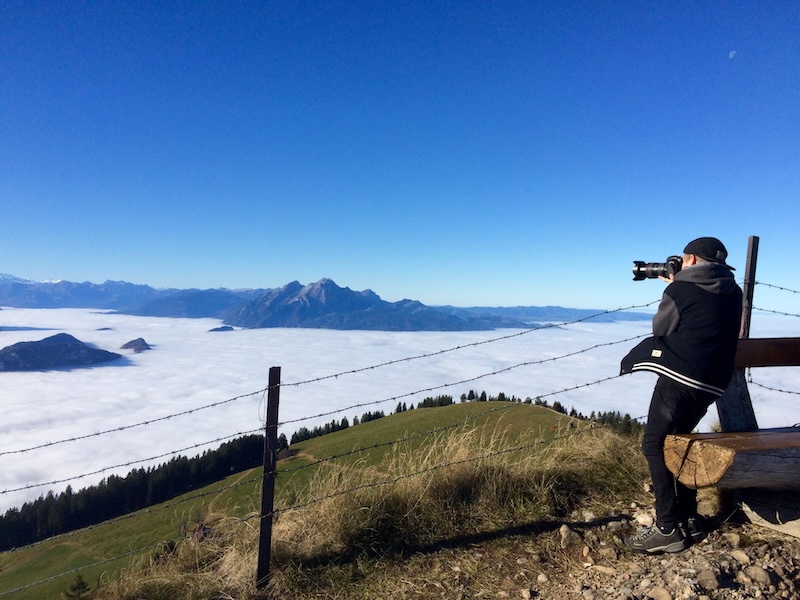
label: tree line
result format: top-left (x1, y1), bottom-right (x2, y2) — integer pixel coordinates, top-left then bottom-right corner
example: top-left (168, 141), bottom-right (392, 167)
top-left (289, 409), bottom-right (390, 444)
top-left (289, 395), bottom-right (458, 444)
top-left (0, 434), bottom-right (264, 551)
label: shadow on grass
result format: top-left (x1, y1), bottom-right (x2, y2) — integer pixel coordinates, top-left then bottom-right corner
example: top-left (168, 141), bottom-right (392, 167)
top-left (277, 514), bottom-right (634, 570)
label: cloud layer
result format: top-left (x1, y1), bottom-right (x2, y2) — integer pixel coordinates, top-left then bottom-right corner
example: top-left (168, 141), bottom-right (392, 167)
top-left (1, 308), bottom-right (797, 513)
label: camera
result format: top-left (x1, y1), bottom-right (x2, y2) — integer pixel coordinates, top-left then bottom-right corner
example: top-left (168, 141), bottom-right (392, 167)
top-left (632, 255), bottom-right (682, 281)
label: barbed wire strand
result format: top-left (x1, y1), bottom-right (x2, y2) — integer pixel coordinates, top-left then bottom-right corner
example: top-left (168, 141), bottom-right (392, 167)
top-left (753, 306), bottom-right (800, 319)
top-left (748, 378), bottom-right (800, 396)
top-left (279, 334), bottom-right (645, 427)
top-left (280, 301), bottom-right (659, 389)
top-left (268, 415), bottom-right (648, 518)
top-left (1, 428), bottom-right (263, 495)
top-left (0, 303), bottom-right (657, 459)
top-left (0, 539), bottom-right (170, 596)
top-left (281, 403), bottom-right (519, 474)
top-left (755, 281), bottom-right (800, 295)
top-left (3, 410), bottom-right (510, 552)
top-left (0, 390), bottom-right (266, 458)
top-left (0, 517), bottom-right (255, 597)
top-left (1, 329), bottom-right (645, 462)
top-left (2, 471), bottom-right (267, 553)
top-left (2, 406), bottom-right (519, 555)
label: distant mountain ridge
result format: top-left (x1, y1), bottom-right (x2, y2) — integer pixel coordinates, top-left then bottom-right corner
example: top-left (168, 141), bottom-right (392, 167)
top-left (0, 274), bottom-right (650, 331)
top-left (0, 273), bottom-right (264, 319)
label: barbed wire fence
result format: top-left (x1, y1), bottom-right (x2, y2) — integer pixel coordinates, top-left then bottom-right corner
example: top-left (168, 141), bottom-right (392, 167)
top-left (1, 282), bottom-right (798, 596)
top-left (748, 279), bottom-right (800, 395)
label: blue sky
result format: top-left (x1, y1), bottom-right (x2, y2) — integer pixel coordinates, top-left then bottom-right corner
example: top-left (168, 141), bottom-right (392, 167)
top-left (2, 2), bottom-right (798, 311)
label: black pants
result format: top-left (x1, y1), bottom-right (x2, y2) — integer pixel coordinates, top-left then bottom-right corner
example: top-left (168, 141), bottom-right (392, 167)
top-left (641, 376), bottom-right (716, 530)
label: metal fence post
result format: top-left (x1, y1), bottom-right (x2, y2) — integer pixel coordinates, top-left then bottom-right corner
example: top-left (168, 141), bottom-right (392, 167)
top-left (256, 366), bottom-right (281, 590)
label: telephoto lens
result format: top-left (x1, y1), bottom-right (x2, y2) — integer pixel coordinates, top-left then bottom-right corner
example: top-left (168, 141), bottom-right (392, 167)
top-left (632, 256), bottom-right (682, 281)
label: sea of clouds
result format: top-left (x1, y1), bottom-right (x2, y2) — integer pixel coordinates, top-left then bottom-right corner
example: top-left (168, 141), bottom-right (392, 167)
top-left (1, 307), bottom-right (798, 513)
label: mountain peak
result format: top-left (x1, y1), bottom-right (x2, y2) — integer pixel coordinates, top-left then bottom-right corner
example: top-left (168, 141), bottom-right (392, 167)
top-left (298, 279), bottom-right (379, 305)
top-left (0, 273), bottom-right (31, 283)
top-left (224, 279), bottom-right (512, 331)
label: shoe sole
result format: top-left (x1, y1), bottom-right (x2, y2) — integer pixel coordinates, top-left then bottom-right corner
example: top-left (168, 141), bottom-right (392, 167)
top-left (657, 540), bottom-right (688, 553)
top-left (685, 518), bottom-right (707, 543)
top-left (627, 540), bottom-right (688, 554)
top-left (686, 529), bottom-right (707, 544)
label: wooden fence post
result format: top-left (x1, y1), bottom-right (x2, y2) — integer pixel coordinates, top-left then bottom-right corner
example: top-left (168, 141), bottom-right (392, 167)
top-left (256, 366), bottom-right (281, 590)
top-left (716, 236), bottom-right (759, 432)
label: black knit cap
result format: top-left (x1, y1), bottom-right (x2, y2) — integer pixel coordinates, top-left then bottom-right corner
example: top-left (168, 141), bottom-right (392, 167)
top-left (683, 237), bottom-right (734, 268)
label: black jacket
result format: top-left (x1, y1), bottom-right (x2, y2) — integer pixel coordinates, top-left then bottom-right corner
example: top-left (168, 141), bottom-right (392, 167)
top-left (621, 262), bottom-right (742, 396)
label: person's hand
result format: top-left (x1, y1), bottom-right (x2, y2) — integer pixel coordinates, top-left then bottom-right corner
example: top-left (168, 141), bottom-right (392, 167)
top-left (659, 274), bottom-right (675, 284)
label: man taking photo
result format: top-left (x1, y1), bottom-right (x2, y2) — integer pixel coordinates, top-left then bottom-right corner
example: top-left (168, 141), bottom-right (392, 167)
top-left (621, 237), bottom-right (743, 554)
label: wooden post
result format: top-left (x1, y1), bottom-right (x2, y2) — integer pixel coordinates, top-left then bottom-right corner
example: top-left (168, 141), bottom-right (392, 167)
top-left (738, 235), bottom-right (759, 340)
top-left (256, 366), bottom-right (281, 590)
top-left (716, 236), bottom-right (759, 432)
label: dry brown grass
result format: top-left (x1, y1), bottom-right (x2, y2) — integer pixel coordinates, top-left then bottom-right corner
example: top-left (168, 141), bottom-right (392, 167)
top-left (93, 511), bottom-right (261, 600)
top-left (268, 424), bottom-right (646, 598)
top-left (92, 424), bottom-right (648, 599)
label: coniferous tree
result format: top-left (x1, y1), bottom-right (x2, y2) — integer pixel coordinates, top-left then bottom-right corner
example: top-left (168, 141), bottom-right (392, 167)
top-left (62, 573), bottom-right (90, 599)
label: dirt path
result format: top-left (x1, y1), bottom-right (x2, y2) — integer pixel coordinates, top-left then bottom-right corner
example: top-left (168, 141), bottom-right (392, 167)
top-left (205, 468), bottom-right (259, 514)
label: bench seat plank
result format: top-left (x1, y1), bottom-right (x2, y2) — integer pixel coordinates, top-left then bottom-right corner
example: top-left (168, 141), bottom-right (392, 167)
top-left (664, 428), bottom-right (800, 489)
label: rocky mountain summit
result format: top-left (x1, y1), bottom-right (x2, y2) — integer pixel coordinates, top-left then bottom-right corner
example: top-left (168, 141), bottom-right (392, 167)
top-left (120, 338), bottom-right (151, 353)
top-left (224, 278), bottom-right (532, 330)
top-left (0, 273), bottom-right (651, 331)
top-left (0, 333), bottom-right (122, 371)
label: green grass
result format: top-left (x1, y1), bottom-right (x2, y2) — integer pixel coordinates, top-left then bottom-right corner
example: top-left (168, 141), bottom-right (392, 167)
top-left (0, 402), bottom-right (581, 599)
top-left (290, 401), bottom-right (574, 466)
top-left (276, 402), bottom-right (577, 506)
top-left (0, 465), bottom-right (274, 599)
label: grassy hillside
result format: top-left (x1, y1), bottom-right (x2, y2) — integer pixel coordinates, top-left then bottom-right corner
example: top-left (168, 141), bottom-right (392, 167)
top-left (0, 467), bottom-right (258, 600)
top-left (0, 401), bottom-right (638, 599)
top-left (279, 401), bottom-right (573, 496)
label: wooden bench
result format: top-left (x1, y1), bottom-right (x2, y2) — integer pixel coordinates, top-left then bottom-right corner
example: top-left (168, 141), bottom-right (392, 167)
top-left (663, 336), bottom-right (800, 536)
top-left (664, 337), bottom-right (800, 489)
top-left (734, 337), bottom-right (800, 368)
top-left (664, 427), bottom-right (800, 490)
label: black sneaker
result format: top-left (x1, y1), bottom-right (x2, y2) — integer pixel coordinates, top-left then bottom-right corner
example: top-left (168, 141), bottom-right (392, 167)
top-left (684, 516), bottom-right (707, 543)
top-left (625, 525), bottom-right (687, 554)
